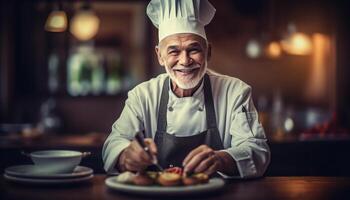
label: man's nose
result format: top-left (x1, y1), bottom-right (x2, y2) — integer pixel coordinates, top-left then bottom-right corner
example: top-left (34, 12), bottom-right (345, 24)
top-left (178, 51), bottom-right (192, 66)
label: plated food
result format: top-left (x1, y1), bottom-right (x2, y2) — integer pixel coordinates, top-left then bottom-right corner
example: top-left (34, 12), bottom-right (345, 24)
top-left (116, 167), bottom-right (209, 187)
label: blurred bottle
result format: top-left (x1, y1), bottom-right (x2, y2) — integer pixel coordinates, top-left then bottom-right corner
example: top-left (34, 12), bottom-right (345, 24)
top-left (106, 51), bottom-right (122, 95)
top-left (48, 52), bottom-right (60, 94)
top-left (38, 98), bottom-right (62, 134)
top-left (271, 90), bottom-right (285, 138)
top-left (257, 95), bottom-right (270, 135)
top-left (67, 44), bottom-right (104, 96)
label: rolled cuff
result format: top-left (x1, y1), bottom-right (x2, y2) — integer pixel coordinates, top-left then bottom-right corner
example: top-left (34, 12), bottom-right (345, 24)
top-left (222, 148), bottom-right (258, 179)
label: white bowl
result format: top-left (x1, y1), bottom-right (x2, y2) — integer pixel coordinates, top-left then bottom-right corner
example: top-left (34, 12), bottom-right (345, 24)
top-left (30, 150), bottom-right (85, 174)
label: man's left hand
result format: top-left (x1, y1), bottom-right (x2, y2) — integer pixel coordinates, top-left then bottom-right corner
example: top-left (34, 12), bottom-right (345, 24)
top-left (182, 145), bottom-right (223, 175)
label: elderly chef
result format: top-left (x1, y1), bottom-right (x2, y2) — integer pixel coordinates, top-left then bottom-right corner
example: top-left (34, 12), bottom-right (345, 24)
top-left (103, 0), bottom-right (270, 178)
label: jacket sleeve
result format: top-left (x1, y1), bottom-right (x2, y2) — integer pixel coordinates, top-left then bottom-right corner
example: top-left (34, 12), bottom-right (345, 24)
top-left (223, 85), bottom-right (271, 178)
top-left (102, 90), bottom-right (144, 174)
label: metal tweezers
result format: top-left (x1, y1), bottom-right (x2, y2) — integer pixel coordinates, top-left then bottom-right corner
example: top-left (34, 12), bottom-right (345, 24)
top-left (134, 131), bottom-right (164, 171)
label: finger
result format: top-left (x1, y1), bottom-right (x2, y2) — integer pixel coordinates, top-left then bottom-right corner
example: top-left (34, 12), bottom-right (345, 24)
top-left (129, 151), bottom-right (153, 166)
top-left (183, 145), bottom-right (208, 166)
top-left (125, 157), bottom-right (149, 171)
top-left (144, 139), bottom-right (158, 163)
top-left (183, 145), bottom-right (207, 165)
top-left (125, 161), bottom-right (145, 172)
top-left (203, 162), bottom-right (219, 176)
top-left (127, 148), bottom-right (151, 166)
top-left (144, 138), bottom-right (158, 155)
top-left (184, 149), bottom-right (214, 173)
top-left (194, 154), bottom-right (216, 173)
top-left (128, 144), bottom-right (154, 165)
top-left (130, 140), bottom-right (154, 164)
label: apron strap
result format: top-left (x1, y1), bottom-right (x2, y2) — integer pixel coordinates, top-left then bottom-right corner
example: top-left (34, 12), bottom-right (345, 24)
top-left (203, 74), bottom-right (218, 129)
top-left (157, 76), bottom-right (170, 132)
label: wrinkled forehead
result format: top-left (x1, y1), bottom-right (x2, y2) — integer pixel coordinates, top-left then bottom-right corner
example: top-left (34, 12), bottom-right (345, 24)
top-left (159, 33), bottom-right (207, 50)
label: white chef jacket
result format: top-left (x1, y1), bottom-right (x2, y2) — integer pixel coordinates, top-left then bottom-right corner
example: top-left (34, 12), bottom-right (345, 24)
top-left (102, 69), bottom-right (271, 178)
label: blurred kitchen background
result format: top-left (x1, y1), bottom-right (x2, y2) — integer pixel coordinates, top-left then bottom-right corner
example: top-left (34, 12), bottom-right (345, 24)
top-left (1, 0), bottom-right (350, 175)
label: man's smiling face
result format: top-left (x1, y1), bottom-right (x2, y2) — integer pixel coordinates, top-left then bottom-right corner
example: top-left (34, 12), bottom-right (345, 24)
top-left (156, 33), bottom-right (210, 89)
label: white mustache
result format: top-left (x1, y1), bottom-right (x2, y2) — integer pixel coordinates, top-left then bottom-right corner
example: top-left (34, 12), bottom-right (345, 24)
top-left (172, 64), bottom-right (201, 71)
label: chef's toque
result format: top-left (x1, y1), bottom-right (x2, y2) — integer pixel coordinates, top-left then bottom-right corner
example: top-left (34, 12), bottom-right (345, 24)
top-left (146, 0), bottom-right (216, 42)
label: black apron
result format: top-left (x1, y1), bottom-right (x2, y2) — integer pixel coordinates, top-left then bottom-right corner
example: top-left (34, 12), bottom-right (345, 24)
top-left (154, 74), bottom-right (224, 168)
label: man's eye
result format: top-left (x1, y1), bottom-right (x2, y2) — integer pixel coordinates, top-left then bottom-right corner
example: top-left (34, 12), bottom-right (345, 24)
top-left (189, 48), bottom-right (201, 54)
top-left (168, 51), bottom-right (179, 55)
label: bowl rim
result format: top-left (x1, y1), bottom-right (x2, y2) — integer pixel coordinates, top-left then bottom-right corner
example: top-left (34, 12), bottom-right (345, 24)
top-left (30, 150), bottom-right (82, 158)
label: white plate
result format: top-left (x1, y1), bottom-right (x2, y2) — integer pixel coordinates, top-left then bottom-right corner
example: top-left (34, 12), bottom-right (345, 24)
top-left (5, 165), bottom-right (93, 179)
top-left (4, 174), bottom-right (93, 184)
top-left (105, 176), bottom-right (225, 196)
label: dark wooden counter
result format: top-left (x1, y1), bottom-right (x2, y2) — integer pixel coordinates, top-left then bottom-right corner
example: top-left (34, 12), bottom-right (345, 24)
top-left (1, 176), bottom-right (350, 200)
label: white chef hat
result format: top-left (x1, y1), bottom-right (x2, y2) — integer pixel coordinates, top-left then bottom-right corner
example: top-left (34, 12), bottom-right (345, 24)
top-left (146, 0), bottom-right (216, 43)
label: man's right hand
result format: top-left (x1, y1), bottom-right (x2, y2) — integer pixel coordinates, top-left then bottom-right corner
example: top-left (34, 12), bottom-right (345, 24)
top-left (117, 138), bottom-right (158, 172)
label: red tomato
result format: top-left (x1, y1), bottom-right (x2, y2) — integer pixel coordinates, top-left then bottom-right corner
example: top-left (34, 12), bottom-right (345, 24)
top-left (165, 167), bottom-right (183, 175)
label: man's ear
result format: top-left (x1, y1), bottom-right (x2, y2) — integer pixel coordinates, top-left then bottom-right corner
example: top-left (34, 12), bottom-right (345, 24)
top-left (155, 46), bottom-right (165, 66)
top-left (207, 43), bottom-right (212, 61)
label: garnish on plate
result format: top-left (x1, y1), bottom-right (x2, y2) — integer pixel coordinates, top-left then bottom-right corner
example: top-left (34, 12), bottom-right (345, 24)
top-left (116, 167), bottom-right (209, 186)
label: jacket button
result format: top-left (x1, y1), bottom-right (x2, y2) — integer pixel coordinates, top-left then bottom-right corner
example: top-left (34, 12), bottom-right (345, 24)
top-left (168, 107), bottom-right (173, 111)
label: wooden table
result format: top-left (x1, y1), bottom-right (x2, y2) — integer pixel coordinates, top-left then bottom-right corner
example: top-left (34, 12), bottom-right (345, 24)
top-left (1, 175), bottom-right (350, 200)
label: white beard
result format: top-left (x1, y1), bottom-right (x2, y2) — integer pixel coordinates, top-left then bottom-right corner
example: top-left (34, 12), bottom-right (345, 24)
top-left (165, 62), bottom-right (207, 90)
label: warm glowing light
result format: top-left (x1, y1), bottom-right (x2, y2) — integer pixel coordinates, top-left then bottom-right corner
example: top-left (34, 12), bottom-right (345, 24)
top-left (70, 10), bottom-right (100, 41)
top-left (305, 33), bottom-right (332, 101)
top-left (281, 32), bottom-right (313, 55)
top-left (45, 11), bottom-right (68, 32)
top-left (266, 41), bottom-right (282, 58)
